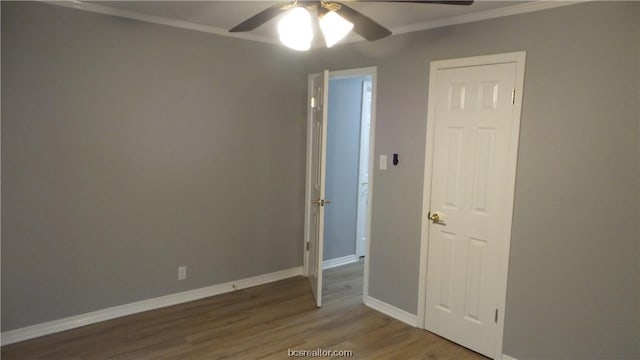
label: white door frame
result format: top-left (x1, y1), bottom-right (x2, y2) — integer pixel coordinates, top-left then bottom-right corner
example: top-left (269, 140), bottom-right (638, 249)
top-left (303, 66), bottom-right (378, 304)
top-left (416, 52), bottom-right (526, 358)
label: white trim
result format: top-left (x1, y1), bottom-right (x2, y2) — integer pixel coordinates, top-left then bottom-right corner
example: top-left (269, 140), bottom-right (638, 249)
top-left (417, 52), bottom-right (527, 359)
top-left (495, 51), bottom-right (527, 360)
top-left (322, 254), bottom-right (359, 270)
top-left (0, 266), bottom-right (303, 346)
top-left (389, 1), bottom-right (585, 36)
top-left (501, 355), bottom-right (519, 360)
top-left (364, 296), bottom-right (418, 327)
top-left (41, 1), bottom-right (278, 46)
top-left (43, 1), bottom-right (584, 48)
top-left (328, 68), bottom-right (375, 79)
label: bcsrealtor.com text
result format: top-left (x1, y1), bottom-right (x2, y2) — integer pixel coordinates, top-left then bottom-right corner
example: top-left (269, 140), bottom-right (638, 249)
top-left (288, 348), bottom-right (353, 357)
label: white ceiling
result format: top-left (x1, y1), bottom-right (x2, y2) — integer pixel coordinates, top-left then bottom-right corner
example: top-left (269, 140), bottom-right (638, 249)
top-left (51, 1), bottom-right (579, 47)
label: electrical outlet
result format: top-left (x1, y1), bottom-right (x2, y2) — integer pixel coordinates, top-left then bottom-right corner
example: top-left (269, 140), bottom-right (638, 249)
top-left (178, 266), bottom-right (187, 280)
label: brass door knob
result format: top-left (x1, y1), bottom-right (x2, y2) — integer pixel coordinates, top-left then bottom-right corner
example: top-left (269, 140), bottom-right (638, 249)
top-left (428, 212), bottom-right (446, 225)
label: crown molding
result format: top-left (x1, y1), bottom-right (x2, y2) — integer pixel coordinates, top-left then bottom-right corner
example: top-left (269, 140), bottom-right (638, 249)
top-left (41, 0), bottom-right (280, 45)
top-left (43, 1), bottom-right (586, 48)
top-left (390, 1), bottom-right (587, 35)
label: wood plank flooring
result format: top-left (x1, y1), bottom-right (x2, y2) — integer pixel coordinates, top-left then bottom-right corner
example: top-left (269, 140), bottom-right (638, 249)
top-left (2, 261), bottom-right (488, 359)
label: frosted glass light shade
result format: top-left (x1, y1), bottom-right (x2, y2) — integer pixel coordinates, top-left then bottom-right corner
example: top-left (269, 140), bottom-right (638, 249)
top-left (277, 7), bottom-right (313, 51)
top-left (319, 11), bottom-right (353, 48)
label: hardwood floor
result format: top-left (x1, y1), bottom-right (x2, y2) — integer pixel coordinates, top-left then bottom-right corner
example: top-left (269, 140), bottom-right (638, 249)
top-left (2, 261), bottom-right (488, 359)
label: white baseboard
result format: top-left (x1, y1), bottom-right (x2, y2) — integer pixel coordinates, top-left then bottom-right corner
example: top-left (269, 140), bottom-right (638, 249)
top-left (501, 355), bottom-right (518, 360)
top-left (322, 254), bottom-right (359, 270)
top-left (364, 295), bottom-right (418, 327)
top-left (1, 266), bottom-right (303, 346)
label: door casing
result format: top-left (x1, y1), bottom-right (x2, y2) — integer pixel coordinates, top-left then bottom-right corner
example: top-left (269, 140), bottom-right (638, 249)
top-left (303, 66), bottom-right (378, 304)
top-left (417, 52), bottom-right (526, 359)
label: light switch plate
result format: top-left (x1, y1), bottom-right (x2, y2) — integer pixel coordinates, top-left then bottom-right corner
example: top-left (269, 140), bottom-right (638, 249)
top-left (379, 155), bottom-right (387, 170)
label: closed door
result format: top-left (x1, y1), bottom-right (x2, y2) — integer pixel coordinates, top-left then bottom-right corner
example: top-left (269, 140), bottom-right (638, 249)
top-left (307, 70), bottom-right (329, 307)
top-left (425, 62), bottom-right (518, 357)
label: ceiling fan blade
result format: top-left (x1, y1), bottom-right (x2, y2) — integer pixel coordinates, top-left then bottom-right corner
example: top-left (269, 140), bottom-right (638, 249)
top-left (335, 2), bottom-right (392, 41)
top-left (229, 4), bottom-right (287, 33)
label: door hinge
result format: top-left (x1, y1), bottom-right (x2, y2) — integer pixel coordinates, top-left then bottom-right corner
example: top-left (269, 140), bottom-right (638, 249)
top-left (306, 242), bottom-right (310, 251)
top-left (495, 308), bottom-right (498, 323)
top-left (310, 97), bottom-right (316, 109)
top-left (511, 89), bottom-right (516, 104)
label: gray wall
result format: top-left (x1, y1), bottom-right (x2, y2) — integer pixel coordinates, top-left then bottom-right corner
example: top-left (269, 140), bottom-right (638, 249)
top-left (323, 77), bottom-right (366, 261)
top-left (1, 2), bottom-right (307, 331)
top-left (2, 1), bottom-right (639, 359)
top-left (301, 2), bottom-right (640, 358)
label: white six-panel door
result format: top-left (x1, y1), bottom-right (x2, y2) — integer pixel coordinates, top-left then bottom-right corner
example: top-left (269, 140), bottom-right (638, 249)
top-left (424, 61), bottom-right (520, 358)
top-left (306, 71), bottom-right (329, 307)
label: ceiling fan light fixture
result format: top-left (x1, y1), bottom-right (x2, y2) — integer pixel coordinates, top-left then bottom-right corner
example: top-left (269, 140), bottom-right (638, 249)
top-left (319, 10), bottom-right (353, 48)
top-left (277, 7), bottom-right (313, 51)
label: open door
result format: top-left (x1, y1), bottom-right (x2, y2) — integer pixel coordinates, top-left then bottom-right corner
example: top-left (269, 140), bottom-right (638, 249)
top-left (355, 80), bottom-right (372, 258)
top-left (306, 70), bottom-right (329, 307)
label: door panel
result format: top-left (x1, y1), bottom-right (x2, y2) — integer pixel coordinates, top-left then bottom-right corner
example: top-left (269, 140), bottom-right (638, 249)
top-left (307, 70), bottom-right (329, 307)
top-left (425, 63), bottom-right (517, 357)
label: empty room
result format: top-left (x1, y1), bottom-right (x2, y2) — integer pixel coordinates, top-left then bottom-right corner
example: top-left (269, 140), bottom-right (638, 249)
top-left (1, 1), bottom-right (639, 359)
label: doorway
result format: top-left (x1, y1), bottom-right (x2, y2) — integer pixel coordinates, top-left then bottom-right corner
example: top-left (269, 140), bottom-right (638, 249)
top-left (303, 67), bottom-right (377, 308)
top-left (323, 73), bottom-right (372, 269)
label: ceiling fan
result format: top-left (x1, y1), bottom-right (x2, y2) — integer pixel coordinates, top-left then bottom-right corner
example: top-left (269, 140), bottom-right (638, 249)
top-left (229, 0), bottom-right (474, 51)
